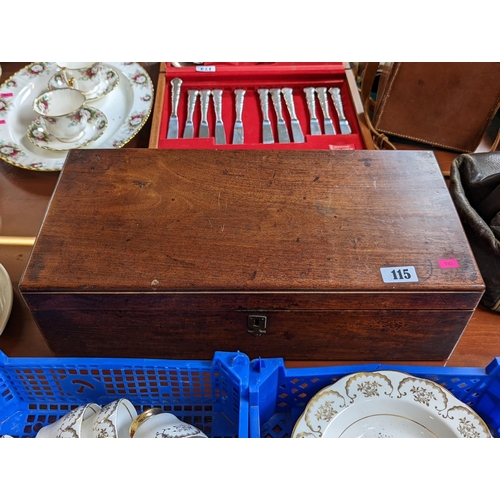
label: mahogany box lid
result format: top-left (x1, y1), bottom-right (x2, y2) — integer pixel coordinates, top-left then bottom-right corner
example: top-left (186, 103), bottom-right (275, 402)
top-left (21, 148), bottom-right (484, 308)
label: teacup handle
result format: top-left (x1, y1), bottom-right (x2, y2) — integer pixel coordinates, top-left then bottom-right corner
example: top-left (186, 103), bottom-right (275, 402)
top-left (60, 67), bottom-right (75, 88)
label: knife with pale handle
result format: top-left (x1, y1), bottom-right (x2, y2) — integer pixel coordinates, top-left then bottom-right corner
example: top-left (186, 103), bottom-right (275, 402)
top-left (304, 87), bottom-right (321, 135)
top-left (257, 88), bottom-right (274, 144)
top-left (183, 89), bottom-right (199, 139)
top-left (199, 89), bottom-right (211, 138)
top-left (167, 77), bottom-right (182, 139)
top-left (212, 89), bottom-right (226, 145)
top-left (281, 87), bottom-right (305, 143)
top-left (316, 87), bottom-right (336, 135)
top-left (270, 88), bottom-right (290, 143)
top-left (329, 87), bottom-right (352, 134)
top-left (232, 89), bottom-right (246, 144)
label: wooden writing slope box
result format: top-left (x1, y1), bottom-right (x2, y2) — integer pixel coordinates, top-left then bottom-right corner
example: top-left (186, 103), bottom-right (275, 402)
top-left (20, 149), bottom-right (484, 361)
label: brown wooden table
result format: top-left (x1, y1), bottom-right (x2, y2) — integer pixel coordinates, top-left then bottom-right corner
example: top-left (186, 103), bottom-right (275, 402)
top-left (1, 62), bottom-right (499, 369)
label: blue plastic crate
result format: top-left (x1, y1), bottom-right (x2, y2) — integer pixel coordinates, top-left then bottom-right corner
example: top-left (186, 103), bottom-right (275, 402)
top-left (248, 358), bottom-right (500, 438)
top-left (0, 350), bottom-right (250, 438)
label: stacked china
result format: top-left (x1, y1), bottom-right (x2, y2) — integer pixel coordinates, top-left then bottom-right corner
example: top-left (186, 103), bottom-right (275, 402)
top-left (27, 62), bottom-right (119, 153)
top-left (33, 398), bottom-right (207, 438)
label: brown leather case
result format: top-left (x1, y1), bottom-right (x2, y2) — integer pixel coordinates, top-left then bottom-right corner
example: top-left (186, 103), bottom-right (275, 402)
top-left (373, 63), bottom-right (500, 153)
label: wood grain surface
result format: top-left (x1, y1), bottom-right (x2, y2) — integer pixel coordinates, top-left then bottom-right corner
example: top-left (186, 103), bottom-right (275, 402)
top-left (19, 149), bottom-right (484, 360)
top-left (21, 149), bottom-right (483, 293)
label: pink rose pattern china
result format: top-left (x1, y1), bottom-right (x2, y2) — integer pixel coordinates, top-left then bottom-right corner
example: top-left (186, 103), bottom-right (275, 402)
top-left (0, 62), bottom-right (153, 172)
top-left (27, 106), bottom-right (108, 151)
top-left (48, 65), bottom-right (120, 101)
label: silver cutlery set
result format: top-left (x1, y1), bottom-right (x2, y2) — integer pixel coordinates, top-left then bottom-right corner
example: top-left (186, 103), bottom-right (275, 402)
top-left (167, 77), bottom-right (352, 144)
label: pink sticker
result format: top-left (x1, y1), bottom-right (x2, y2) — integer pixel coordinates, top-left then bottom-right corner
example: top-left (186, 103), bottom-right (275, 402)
top-left (0, 93), bottom-right (14, 98)
top-left (438, 259), bottom-right (460, 269)
top-left (0, 120), bottom-right (5, 125)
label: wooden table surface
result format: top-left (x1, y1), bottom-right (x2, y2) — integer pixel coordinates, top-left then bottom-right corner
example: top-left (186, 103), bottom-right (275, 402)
top-left (1, 62), bottom-right (499, 369)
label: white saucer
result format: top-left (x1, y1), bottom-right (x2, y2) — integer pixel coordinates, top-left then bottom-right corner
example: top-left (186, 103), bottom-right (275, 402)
top-left (292, 370), bottom-right (492, 438)
top-left (27, 106), bottom-right (108, 151)
top-left (47, 64), bottom-right (120, 101)
top-left (0, 264), bottom-right (13, 336)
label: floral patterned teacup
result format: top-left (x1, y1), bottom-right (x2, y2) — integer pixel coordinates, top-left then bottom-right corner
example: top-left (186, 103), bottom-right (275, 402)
top-left (130, 408), bottom-right (208, 438)
top-left (33, 88), bottom-right (88, 143)
top-left (86, 398), bottom-right (138, 438)
top-left (36, 403), bottom-right (101, 438)
top-left (55, 62), bottom-right (103, 96)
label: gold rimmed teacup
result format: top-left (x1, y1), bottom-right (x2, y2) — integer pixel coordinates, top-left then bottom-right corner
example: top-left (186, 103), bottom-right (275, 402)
top-left (27, 106), bottom-right (108, 151)
top-left (48, 65), bottom-right (120, 102)
top-left (129, 407), bottom-right (164, 438)
top-left (36, 402), bottom-right (101, 438)
top-left (55, 62), bottom-right (103, 96)
top-left (33, 88), bottom-right (88, 143)
top-left (130, 408), bottom-right (208, 438)
top-left (88, 398), bottom-right (138, 438)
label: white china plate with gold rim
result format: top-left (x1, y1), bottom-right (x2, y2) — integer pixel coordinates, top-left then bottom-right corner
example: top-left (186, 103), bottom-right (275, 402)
top-left (27, 106), bottom-right (108, 152)
top-left (0, 264), bottom-right (13, 336)
top-left (0, 62), bottom-right (153, 172)
top-left (47, 64), bottom-right (120, 101)
top-left (292, 370), bottom-right (492, 438)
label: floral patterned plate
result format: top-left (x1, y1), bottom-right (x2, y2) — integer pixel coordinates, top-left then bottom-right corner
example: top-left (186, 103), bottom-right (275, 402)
top-left (47, 64), bottom-right (120, 102)
top-left (292, 370), bottom-right (492, 438)
top-left (27, 106), bottom-right (108, 151)
top-left (0, 62), bottom-right (153, 172)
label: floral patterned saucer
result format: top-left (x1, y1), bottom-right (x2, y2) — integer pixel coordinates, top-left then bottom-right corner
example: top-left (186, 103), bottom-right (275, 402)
top-left (0, 62), bottom-right (153, 172)
top-left (27, 106), bottom-right (108, 151)
top-left (292, 370), bottom-right (492, 438)
top-left (47, 64), bottom-right (120, 101)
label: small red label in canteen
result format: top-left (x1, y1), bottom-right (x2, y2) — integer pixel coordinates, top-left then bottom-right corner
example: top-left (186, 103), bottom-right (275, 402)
top-left (0, 93), bottom-right (14, 98)
top-left (438, 259), bottom-right (460, 269)
top-left (0, 120), bottom-right (5, 124)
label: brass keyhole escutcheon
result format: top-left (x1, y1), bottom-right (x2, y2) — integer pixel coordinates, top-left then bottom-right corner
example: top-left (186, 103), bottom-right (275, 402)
top-left (247, 315), bottom-right (267, 336)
